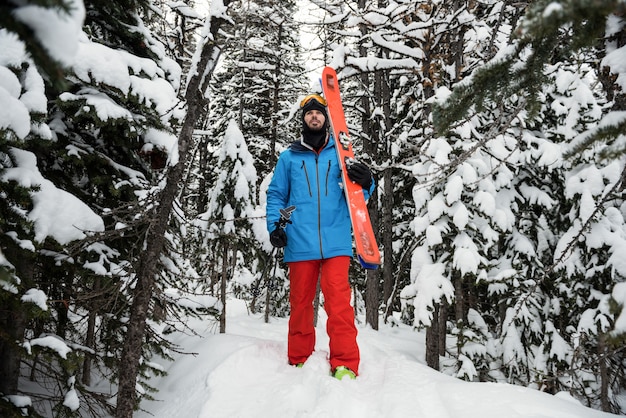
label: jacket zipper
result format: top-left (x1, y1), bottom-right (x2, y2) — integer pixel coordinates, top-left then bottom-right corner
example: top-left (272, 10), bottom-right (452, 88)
top-left (301, 160), bottom-right (312, 197)
top-left (325, 159), bottom-right (331, 196)
top-left (315, 157), bottom-right (323, 258)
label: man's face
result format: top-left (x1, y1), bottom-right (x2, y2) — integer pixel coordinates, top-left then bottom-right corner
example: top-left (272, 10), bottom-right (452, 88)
top-left (304, 109), bottom-right (326, 131)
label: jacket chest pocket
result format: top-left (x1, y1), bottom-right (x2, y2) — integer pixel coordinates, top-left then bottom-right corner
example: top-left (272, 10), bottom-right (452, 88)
top-left (291, 157), bottom-right (340, 201)
top-left (289, 160), bottom-right (313, 200)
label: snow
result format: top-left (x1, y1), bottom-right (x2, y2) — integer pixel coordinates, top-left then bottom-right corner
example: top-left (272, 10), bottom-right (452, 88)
top-left (63, 388), bottom-right (80, 411)
top-left (542, 2), bottom-right (564, 19)
top-left (63, 377), bottom-right (80, 411)
top-left (613, 283), bottom-right (626, 334)
top-left (144, 128), bottom-right (179, 166)
top-left (135, 299), bottom-right (617, 418)
top-left (453, 233), bottom-right (481, 275)
top-left (26, 335), bottom-right (72, 359)
top-left (0, 84), bottom-right (31, 139)
top-left (69, 37), bottom-right (180, 124)
top-left (11, 0), bottom-right (85, 66)
top-left (602, 41), bottom-right (626, 90)
top-left (20, 288), bottom-right (48, 311)
top-left (401, 246), bottom-right (454, 327)
top-left (4, 395), bottom-right (31, 409)
top-left (1, 148), bottom-right (105, 244)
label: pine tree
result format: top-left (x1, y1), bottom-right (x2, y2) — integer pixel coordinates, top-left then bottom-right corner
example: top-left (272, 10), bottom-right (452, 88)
top-left (316, 0), bottom-right (441, 330)
top-left (0, 1), bottom-right (94, 415)
top-left (0, 0), bottom-right (193, 414)
top-left (186, 0), bottom-right (307, 323)
top-left (210, 0), bottom-right (307, 167)
top-left (432, 0), bottom-right (626, 159)
top-left (417, 0), bottom-right (626, 412)
top-left (195, 121), bottom-right (274, 329)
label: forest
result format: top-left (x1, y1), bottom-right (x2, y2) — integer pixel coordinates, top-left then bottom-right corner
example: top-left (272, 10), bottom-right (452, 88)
top-left (1, 0), bottom-right (625, 417)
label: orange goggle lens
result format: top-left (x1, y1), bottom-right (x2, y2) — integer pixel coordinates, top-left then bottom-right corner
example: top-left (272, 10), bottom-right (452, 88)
top-left (300, 94), bottom-right (327, 108)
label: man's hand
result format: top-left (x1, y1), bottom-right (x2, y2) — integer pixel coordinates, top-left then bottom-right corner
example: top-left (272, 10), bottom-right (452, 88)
top-left (347, 161), bottom-right (373, 189)
top-left (270, 227), bottom-right (287, 248)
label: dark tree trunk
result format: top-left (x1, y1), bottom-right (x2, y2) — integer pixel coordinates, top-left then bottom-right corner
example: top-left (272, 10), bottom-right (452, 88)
top-left (82, 308), bottom-right (96, 386)
top-left (0, 303), bottom-right (26, 395)
top-left (81, 277), bottom-right (101, 386)
top-left (598, 333), bottom-right (609, 412)
top-left (365, 269), bottom-right (379, 330)
top-left (438, 300), bottom-right (448, 357)
top-left (381, 167), bottom-right (393, 316)
top-left (313, 275), bottom-right (321, 327)
top-left (426, 304), bottom-right (440, 370)
top-left (454, 274), bottom-right (466, 324)
top-left (115, 4), bottom-right (232, 417)
top-left (220, 242), bottom-right (229, 333)
top-left (197, 133), bottom-right (210, 215)
top-left (0, 248), bottom-right (33, 395)
top-left (270, 23), bottom-right (283, 164)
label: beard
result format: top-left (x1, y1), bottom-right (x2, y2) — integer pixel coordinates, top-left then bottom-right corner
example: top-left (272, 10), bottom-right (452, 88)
top-left (302, 122), bottom-right (327, 149)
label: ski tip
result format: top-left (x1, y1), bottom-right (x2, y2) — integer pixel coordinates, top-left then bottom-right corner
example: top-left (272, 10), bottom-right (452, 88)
top-left (322, 66), bottom-right (337, 88)
top-left (358, 256), bottom-right (379, 270)
top-left (325, 73), bottom-right (336, 88)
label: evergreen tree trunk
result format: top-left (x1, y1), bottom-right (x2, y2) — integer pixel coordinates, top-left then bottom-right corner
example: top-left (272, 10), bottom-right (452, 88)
top-left (270, 23), bottom-right (283, 164)
top-left (0, 248), bottom-right (32, 395)
top-left (220, 242), bottom-right (229, 333)
top-left (81, 277), bottom-right (100, 386)
top-left (0, 305), bottom-right (25, 395)
top-left (365, 269), bottom-right (379, 330)
top-left (115, 4), bottom-right (232, 416)
top-left (313, 278), bottom-right (321, 327)
top-left (356, 0), bottom-right (383, 330)
top-left (116, 227), bottom-right (167, 417)
top-left (426, 304), bottom-right (440, 370)
top-left (439, 301), bottom-right (448, 357)
top-left (368, 0), bottom-right (395, 320)
top-left (382, 167), bottom-right (393, 315)
top-left (82, 309), bottom-right (96, 386)
top-left (376, 60), bottom-right (393, 320)
top-left (264, 269), bottom-right (271, 323)
top-left (599, 333), bottom-right (609, 412)
top-left (425, 301), bottom-right (449, 369)
top-left (197, 132), bottom-right (210, 215)
top-left (454, 274), bottom-right (465, 324)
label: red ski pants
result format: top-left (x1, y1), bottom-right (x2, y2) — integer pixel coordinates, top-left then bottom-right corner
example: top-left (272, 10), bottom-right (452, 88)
top-left (287, 256), bottom-right (359, 374)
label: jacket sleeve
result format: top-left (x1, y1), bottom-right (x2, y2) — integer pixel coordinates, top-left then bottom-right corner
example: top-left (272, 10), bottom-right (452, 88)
top-left (266, 152), bottom-right (290, 233)
top-left (363, 175), bottom-right (375, 201)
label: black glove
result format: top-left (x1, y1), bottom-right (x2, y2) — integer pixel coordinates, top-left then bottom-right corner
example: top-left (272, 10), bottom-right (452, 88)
top-left (347, 161), bottom-right (373, 189)
top-left (269, 226), bottom-right (287, 248)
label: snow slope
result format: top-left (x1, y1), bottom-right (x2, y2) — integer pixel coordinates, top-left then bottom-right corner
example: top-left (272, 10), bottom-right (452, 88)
top-left (136, 299), bottom-right (618, 418)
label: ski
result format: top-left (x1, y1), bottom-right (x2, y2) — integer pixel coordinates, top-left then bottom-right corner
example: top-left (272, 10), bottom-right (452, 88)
top-left (321, 66), bottom-right (381, 269)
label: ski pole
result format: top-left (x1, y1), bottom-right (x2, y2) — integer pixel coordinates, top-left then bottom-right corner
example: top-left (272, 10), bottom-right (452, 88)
top-left (265, 205), bottom-right (296, 322)
top-left (276, 205), bottom-right (296, 229)
top-left (265, 249), bottom-right (280, 323)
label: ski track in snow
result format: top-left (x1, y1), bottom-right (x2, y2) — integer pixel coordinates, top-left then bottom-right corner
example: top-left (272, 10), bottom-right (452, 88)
top-left (137, 302), bottom-right (617, 418)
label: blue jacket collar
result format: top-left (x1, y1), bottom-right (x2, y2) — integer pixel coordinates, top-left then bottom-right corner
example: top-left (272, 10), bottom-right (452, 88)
top-left (290, 133), bottom-right (334, 153)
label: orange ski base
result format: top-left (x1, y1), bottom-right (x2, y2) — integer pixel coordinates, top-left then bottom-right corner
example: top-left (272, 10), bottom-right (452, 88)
top-left (321, 66), bottom-right (381, 269)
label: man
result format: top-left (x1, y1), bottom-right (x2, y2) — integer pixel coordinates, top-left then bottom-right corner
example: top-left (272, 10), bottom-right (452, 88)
top-left (266, 93), bottom-right (374, 380)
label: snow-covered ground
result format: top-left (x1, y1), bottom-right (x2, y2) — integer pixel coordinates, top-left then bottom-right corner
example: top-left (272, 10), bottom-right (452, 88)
top-left (136, 299), bottom-right (618, 418)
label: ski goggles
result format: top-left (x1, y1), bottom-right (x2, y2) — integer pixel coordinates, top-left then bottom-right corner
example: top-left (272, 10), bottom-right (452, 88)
top-left (300, 94), bottom-right (327, 108)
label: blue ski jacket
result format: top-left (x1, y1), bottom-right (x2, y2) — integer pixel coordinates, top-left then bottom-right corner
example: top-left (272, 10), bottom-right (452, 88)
top-left (266, 135), bottom-right (374, 262)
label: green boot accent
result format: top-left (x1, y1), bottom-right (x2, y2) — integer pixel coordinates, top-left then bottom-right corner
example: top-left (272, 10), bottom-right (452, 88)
top-left (333, 366), bottom-right (356, 380)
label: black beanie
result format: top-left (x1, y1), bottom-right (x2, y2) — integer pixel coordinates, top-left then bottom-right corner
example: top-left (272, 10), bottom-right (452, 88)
top-left (301, 97), bottom-right (329, 150)
top-left (301, 96), bottom-right (328, 119)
